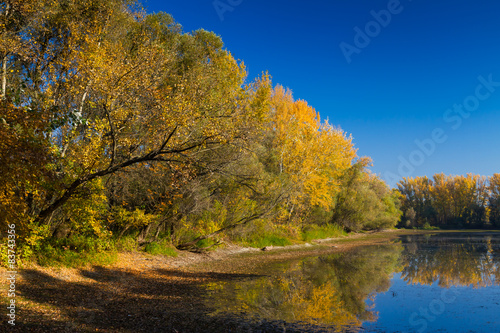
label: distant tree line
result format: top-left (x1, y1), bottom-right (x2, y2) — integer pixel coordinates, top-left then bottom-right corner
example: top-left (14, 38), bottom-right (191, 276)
top-left (397, 173), bottom-right (500, 229)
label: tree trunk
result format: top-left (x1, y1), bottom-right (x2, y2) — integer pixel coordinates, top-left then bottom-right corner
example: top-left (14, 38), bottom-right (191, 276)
top-left (34, 126), bottom-right (180, 224)
top-left (117, 224), bottom-right (131, 238)
top-left (175, 213), bottom-right (263, 251)
top-left (1, 2), bottom-right (10, 99)
top-left (138, 223), bottom-right (153, 245)
top-left (1, 54), bottom-right (7, 99)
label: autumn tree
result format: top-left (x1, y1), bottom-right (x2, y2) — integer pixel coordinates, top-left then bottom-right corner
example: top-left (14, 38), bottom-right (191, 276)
top-left (1, 0), bottom-right (268, 243)
top-left (268, 85), bottom-right (356, 224)
top-left (101, 72), bottom-right (278, 249)
top-left (0, 0), bottom-right (60, 241)
top-left (397, 176), bottom-right (434, 227)
top-left (331, 158), bottom-right (402, 232)
top-left (489, 173), bottom-right (500, 227)
top-left (398, 173), bottom-right (495, 229)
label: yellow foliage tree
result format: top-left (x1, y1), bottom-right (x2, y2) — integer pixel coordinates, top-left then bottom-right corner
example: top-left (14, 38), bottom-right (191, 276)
top-left (270, 85), bottom-right (356, 215)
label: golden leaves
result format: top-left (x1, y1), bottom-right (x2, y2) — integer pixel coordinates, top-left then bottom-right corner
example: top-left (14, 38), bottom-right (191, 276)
top-left (399, 173), bottom-right (496, 227)
top-left (270, 85), bottom-right (356, 210)
top-left (0, 101), bottom-right (53, 235)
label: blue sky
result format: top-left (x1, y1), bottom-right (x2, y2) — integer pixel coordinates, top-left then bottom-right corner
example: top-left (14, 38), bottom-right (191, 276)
top-left (144, 0), bottom-right (500, 187)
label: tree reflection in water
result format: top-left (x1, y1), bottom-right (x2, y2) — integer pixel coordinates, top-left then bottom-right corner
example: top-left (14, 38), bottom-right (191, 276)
top-left (205, 244), bottom-right (403, 330)
top-left (204, 233), bottom-right (500, 329)
top-left (400, 233), bottom-right (500, 288)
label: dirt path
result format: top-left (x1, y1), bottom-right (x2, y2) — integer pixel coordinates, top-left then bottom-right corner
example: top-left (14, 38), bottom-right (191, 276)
top-left (1, 229), bottom-right (409, 332)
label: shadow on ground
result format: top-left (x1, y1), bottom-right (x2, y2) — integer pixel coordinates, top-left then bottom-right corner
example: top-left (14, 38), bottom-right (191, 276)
top-left (3, 266), bottom-right (338, 332)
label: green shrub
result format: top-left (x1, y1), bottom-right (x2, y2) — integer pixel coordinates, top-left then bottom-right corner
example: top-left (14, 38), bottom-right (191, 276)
top-left (144, 240), bottom-right (178, 257)
top-left (115, 236), bottom-right (138, 252)
top-left (35, 244), bottom-right (117, 268)
top-left (244, 234), bottom-right (293, 248)
top-left (422, 222), bottom-right (439, 230)
top-left (231, 219), bottom-right (296, 248)
top-left (31, 235), bottom-right (117, 268)
top-left (301, 224), bottom-right (346, 242)
top-left (195, 238), bottom-right (223, 250)
top-left (0, 242), bottom-right (11, 268)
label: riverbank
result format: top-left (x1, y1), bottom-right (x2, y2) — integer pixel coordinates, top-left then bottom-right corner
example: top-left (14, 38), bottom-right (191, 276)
top-left (0, 229), bottom-right (432, 332)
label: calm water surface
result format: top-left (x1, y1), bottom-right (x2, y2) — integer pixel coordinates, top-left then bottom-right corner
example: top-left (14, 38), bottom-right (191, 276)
top-left (203, 232), bottom-right (500, 332)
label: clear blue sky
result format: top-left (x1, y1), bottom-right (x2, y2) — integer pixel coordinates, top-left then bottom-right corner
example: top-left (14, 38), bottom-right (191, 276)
top-left (144, 0), bottom-right (500, 187)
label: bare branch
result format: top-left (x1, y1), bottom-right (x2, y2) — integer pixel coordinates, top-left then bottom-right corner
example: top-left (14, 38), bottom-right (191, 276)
top-left (103, 103), bottom-right (117, 167)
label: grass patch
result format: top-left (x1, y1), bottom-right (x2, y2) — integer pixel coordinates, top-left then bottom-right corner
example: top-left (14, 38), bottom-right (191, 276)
top-left (194, 238), bottom-right (224, 250)
top-left (144, 240), bottom-right (178, 257)
top-left (243, 234), bottom-right (293, 248)
top-left (301, 224), bottom-right (346, 242)
top-left (35, 244), bottom-right (117, 268)
top-left (230, 219), bottom-right (297, 248)
top-left (29, 235), bottom-right (117, 268)
top-left (37, 249), bottom-right (117, 268)
top-left (17, 234), bottom-right (178, 268)
top-left (233, 222), bottom-right (348, 248)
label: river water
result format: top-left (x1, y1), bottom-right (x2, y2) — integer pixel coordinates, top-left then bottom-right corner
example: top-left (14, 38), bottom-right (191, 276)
top-left (203, 232), bottom-right (500, 332)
